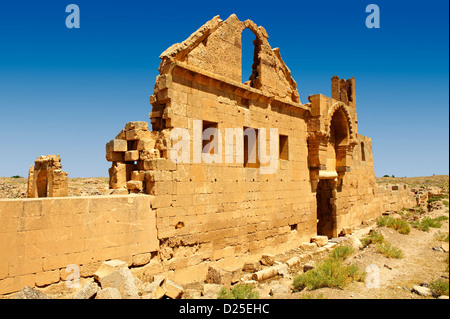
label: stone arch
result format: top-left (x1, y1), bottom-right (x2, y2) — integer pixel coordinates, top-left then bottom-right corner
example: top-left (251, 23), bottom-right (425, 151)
top-left (240, 22), bottom-right (264, 88)
top-left (325, 102), bottom-right (356, 144)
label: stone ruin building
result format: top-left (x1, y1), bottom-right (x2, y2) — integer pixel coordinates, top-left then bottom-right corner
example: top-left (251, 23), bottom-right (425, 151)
top-left (27, 155), bottom-right (68, 198)
top-left (106, 14), bottom-right (386, 241)
top-left (0, 15), bottom-right (418, 295)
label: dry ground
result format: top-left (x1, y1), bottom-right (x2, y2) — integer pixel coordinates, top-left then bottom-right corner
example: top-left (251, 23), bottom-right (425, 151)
top-left (0, 177), bottom-right (109, 198)
top-left (284, 205), bottom-right (449, 299)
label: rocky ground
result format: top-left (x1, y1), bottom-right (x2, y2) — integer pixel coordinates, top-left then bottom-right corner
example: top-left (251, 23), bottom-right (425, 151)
top-left (0, 177), bottom-right (109, 199)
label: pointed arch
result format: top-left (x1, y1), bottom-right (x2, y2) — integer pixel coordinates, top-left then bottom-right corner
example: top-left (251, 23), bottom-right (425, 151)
top-left (325, 102), bottom-right (356, 145)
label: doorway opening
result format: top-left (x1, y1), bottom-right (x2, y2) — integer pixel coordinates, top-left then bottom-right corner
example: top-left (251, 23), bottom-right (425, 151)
top-left (316, 179), bottom-right (335, 238)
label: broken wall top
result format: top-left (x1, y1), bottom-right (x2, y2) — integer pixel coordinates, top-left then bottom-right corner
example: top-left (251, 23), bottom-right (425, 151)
top-left (159, 14), bottom-right (301, 104)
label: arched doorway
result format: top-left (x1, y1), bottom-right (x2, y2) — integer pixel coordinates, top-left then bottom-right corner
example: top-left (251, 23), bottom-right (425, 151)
top-left (316, 108), bottom-right (350, 238)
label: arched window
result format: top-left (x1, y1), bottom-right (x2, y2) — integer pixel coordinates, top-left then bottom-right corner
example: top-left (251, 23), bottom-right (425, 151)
top-left (241, 28), bottom-right (257, 85)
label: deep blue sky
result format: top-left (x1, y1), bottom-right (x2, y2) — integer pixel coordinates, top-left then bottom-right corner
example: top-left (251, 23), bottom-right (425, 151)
top-left (0, 0), bottom-right (448, 177)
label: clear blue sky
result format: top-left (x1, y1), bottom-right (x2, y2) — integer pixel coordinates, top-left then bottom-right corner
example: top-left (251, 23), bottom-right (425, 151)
top-left (0, 0), bottom-right (448, 177)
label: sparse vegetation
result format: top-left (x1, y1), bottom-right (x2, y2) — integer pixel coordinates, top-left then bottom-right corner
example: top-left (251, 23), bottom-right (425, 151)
top-left (411, 216), bottom-right (448, 232)
top-left (329, 245), bottom-right (354, 261)
top-left (428, 196), bottom-right (442, 203)
top-left (376, 242), bottom-right (403, 259)
top-left (434, 231), bottom-right (449, 242)
top-left (292, 258), bottom-right (365, 291)
top-left (429, 279), bottom-right (449, 297)
top-left (361, 230), bottom-right (385, 247)
top-left (377, 216), bottom-right (411, 234)
top-left (217, 284), bottom-right (259, 299)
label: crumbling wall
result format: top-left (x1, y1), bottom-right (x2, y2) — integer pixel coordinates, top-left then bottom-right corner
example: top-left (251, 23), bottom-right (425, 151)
top-left (27, 155), bottom-right (68, 198)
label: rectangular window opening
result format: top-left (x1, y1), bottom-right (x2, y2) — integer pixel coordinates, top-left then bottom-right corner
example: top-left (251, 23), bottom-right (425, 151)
top-left (202, 121), bottom-right (219, 155)
top-left (243, 126), bottom-right (259, 168)
top-left (279, 134), bottom-right (289, 161)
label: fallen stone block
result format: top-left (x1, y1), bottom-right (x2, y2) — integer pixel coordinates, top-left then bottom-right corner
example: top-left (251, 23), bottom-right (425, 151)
top-left (98, 267), bottom-right (139, 299)
top-left (275, 263), bottom-right (289, 277)
top-left (300, 242), bottom-right (317, 251)
top-left (95, 287), bottom-right (122, 299)
top-left (412, 285), bottom-right (433, 297)
top-left (347, 235), bottom-right (363, 250)
top-left (163, 279), bottom-right (184, 299)
top-left (73, 282), bottom-right (100, 299)
top-left (285, 256), bottom-right (300, 268)
top-left (206, 265), bottom-right (234, 287)
top-left (303, 262), bottom-right (315, 272)
top-left (252, 266), bottom-right (278, 281)
top-left (14, 286), bottom-right (49, 299)
top-left (311, 236), bottom-right (328, 247)
top-left (182, 289), bottom-right (202, 299)
top-left (242, 261), bottom-right (260, 272)
top-left (269, 284), bottom-right (291, 296)
top-left (260, 254), bottom-right (275, 266)
top-left (94, 260), bottom-right (128, 282)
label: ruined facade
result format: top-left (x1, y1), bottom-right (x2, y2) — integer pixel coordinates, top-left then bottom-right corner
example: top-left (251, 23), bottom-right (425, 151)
top-left (105, 15), bottom-right (404, 263)
top-left (27, 155), bottom-right (68, 198)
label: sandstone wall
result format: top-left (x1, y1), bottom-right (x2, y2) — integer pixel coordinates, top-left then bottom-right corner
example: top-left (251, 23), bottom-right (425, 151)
top-left (0, 195), bottom-right (158, 295)
top-left (151, 71), bottom-right (317, 267)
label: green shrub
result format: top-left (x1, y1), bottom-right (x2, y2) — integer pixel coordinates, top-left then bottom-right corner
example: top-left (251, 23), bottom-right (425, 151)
top-left (217, 284), bottom-right (259, 299)
top-left (443, 200), bottom-right (449, 207)
top-left (377, 216), bottom-right (411, 234)
top-left (376, 242), bottom-right (403, 259)
top-left (292, 259), bottom-right (365, 291)
top-left (429, 279), bottom-right (449, 297)
top-left (361, 230), bottom-right (385, 247)
top-left (329, 246), bottom-right (354, 261)
top-left (411, 217), bottom-right (446, 232)
top-left (428, 196), bottom-right (441, 203)
top-left (11, 175), bottom-right (21, 178)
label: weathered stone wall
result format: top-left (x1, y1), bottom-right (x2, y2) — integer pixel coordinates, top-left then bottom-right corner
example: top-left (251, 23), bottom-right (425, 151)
top-left (0, 195), bottom-right (158, 295)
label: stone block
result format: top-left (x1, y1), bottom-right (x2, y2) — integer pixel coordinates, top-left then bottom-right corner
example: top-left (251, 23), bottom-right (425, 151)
top-left (95, 287), bottom-right (122, 299)
top-left (311, 236), bottom-right (328, 247)
top-left (260, 254), bottom-right (275, 266)
top-left (125, 150), bottom-right (139, 161)
top-left (14, 286), bottom-right (49, 299)
top-left (125, 121), bottom-right (149, 131)
top-left (94, 260), bottom-right (128, 282)
top-left (163, 279), bottom-right (184, 299)
top-left (126, 129), bottom-right (152, 141)
top-left (73, 282), bottom-right (100, 299)
top-left (127, 180), bottom-right (143, 191)
top-left (106, 139), bottom-right (127, 153)
top-left (137, 139), bottom-right (157, 151)
top-left (97, 267), bottom-right (139, 299)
